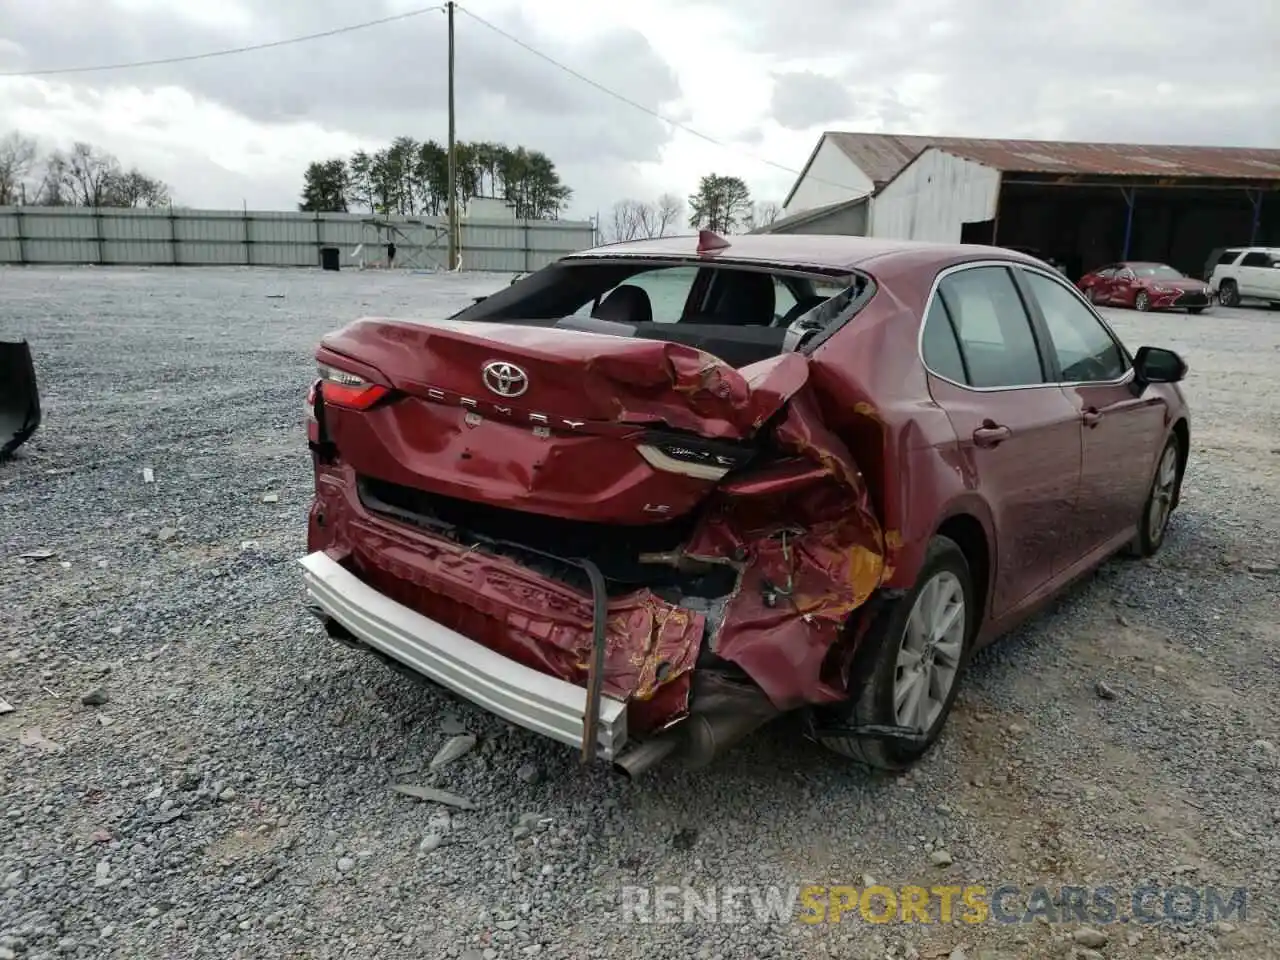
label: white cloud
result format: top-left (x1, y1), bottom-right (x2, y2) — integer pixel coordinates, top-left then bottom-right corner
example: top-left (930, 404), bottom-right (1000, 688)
top-left (1, 0), bottom-right (1276, 219)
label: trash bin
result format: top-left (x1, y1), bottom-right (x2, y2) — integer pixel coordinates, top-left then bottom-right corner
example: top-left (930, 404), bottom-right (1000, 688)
top-left (320, 247), bottom-right (340, 272)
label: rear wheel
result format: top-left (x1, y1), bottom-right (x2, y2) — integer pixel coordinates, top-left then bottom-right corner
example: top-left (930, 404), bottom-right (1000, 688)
top-left (1134, 291), bottom-right (1151, 312)
top-left (1132, 435), bottom-right (1181, 557)
top-left (819, 536), bottom-right (973, 770)
top-left (1218, 280), bottom-right (1240, 307)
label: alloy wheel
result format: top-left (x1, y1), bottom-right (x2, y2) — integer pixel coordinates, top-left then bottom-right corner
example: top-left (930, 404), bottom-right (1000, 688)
top-left (894, 571), bottom-right (965, 731)
top-left (1135, 291), bottom-right (1150, 312)
top-left (1148, 444), bottom-right (1178, 543)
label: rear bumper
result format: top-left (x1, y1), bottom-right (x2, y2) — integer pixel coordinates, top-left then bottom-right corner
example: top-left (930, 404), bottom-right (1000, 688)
top-left (300, 550), bottom-right (629, 760)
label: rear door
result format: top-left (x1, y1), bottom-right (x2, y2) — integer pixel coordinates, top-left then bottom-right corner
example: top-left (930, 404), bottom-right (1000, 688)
top-left (1014, 267), bottom-right (1165, 561)
top-left (921, 263), bottom-right (1083, 619)
top-left (1237, 251), bottom-right (1273, 298)
top-left (1258, 252), bottom-right (1280, 298)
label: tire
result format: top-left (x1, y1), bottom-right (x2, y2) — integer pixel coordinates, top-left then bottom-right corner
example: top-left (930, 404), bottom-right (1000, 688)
top-left (1218, 281), bottom-right (1240, 307)
top-left (1134, 291), bottom-right (1150, 312)
top-left (1189, 307), bottom-right (1204, 315)
top-left (819, 536), bottom-right (974, 770)
top-left (1132, 435), bottom-right (1181, 557)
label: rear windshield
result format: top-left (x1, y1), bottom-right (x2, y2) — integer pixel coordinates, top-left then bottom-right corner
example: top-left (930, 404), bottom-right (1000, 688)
top-left (448, 259), bottom-right (857, 327)
top-left (441, 258), bottom-right (871, 369)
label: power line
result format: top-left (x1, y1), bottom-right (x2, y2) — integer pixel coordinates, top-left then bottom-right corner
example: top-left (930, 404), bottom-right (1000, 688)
top-left (455, 6), bottom-right (861, 194)
top-left (0, 5), bottom-right (445, 78)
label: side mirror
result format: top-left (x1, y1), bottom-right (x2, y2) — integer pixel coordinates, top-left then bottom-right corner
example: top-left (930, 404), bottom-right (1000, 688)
top-left (1133, 346), bottom-right (1187, 385)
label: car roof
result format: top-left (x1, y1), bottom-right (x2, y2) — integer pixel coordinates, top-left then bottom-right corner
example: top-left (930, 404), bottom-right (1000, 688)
top-left (564, 233), bottom-right (1041, 273)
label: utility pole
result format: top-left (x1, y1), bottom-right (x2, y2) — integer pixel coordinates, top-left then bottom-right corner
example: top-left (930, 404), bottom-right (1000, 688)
top-left (446, 0), bottom-right (458, 271)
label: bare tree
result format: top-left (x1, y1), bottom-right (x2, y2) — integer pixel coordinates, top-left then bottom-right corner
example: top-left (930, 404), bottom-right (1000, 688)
top-left (753, 200), bottom-right (782, 229)
top-left (66, 141), bottom-right (121, 206)
top-left (609, 198), bottom-right (653, 242)
top-left (609, 195), bottom-right (687, 241)
top-left (655, 193), bottom-right (682, 237)
top-left (105, 169), bottom-right (171, 208)
top-left (0, 132), bottom-right (37, 205)
top-left (35, 151), bottom-right (71, 206)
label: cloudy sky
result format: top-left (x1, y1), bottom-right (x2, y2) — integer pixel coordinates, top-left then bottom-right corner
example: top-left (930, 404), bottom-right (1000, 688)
top-left (1, 0), bottom-right (1277, 220)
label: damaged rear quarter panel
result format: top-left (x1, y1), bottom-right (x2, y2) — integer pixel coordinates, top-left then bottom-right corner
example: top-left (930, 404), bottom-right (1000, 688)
top-left (687, 386), bottom-right (888, 710)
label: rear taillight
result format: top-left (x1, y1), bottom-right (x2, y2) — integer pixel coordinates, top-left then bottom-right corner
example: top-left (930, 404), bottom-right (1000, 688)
top-left (317, 363), bottom-right (390, 410)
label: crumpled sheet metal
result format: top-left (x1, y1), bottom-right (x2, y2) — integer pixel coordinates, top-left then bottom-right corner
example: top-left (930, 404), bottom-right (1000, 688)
top-left (687, 389), bottom-right (887, 710)
top-left (313, 491), bottom-right (705, 733)
top-left (322, 320), bottom-right (808, 440)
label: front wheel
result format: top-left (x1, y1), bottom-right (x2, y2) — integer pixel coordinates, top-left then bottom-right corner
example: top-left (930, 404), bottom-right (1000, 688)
top-left (1132, 436), bottom-right (1181, 557)
top-left (1135, 291), bottom-right (1151, 312)
top-left (818, 536), bottom-right (973, 770)
top-left (1218, 281), bottom-right (1240, 307)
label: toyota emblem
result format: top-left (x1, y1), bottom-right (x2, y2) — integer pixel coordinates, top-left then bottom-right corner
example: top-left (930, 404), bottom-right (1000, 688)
top-left (481, 360), bottom-right (529, 398)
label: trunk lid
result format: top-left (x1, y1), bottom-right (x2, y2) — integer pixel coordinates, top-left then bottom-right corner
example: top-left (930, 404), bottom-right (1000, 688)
top-left (316, 318), bottom-right (808, 525)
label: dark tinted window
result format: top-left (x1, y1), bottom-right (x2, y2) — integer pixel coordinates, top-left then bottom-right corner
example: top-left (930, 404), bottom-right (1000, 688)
top-left (938, 267), bottom-right (1045, 388)
top-left (1022, 271), bottom-right (1128, 383)
top-left (1241, 252), bottom-right (1270, 267)
top-left (1217, 250), bottom-right (1242, 265)
top-left (921, 298), bottom-right (967, 384)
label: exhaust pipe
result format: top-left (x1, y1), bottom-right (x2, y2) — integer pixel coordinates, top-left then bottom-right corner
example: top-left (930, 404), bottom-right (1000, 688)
top-left (612, 735), bottom-right (681, 780)
top-left (612, 673), bottom-right (781, 779)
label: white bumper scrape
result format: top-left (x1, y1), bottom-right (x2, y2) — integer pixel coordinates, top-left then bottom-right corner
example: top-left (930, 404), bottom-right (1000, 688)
top-left (299, 552), bottom-right (628, 760)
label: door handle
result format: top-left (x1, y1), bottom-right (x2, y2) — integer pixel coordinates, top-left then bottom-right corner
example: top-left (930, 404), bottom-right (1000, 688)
top-left (1082, 408), bottom-right (1103, 427)
top-left (973, 423), bottom-right (1011, 448)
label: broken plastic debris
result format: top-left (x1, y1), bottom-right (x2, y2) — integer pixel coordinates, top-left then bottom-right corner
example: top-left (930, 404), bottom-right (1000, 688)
top-left (430, 734), bottom-right (477, 769)
top-left (0, 696), bottom-right (14, 714)
top-left (142, 468), bottom-right (155, 484)
top-left (390, 784), bottom-right (476, 810)
top-left (20, 549), bottom-right (55, 561)
top-left (262, 492), bottom-right (280, 504)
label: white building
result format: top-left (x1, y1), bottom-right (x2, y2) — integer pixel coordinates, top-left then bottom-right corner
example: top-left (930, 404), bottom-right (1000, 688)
top-left (766, 131), bottom-right (1280, 279)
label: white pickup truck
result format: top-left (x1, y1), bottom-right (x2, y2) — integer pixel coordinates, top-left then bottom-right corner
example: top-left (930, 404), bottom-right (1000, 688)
top-left (1208, 247), bottom-right (1280, 308)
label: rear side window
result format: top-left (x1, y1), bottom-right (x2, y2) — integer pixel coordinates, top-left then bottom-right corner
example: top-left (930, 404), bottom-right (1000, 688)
top-left (936, 266), bottom-right (1045, 388)
top-left (1021, 270), bottom-right (1128, 383)
top-left (1217, 250), bottom-right (1242, 265)
top-left (921, 298), bottom-right (968, 384)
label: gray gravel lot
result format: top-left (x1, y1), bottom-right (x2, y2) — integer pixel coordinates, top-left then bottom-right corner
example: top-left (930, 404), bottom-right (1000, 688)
top-left (1, 266), bottom-right (1278, 960)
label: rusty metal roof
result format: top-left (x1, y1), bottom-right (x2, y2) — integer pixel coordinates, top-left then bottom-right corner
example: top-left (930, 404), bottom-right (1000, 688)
top-left (824, 132), bottom-right (1280, 184)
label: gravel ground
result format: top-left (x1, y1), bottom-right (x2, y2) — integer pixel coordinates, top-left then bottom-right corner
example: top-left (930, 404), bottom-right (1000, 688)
top-left (1, 266), bottom-right (1278, 960)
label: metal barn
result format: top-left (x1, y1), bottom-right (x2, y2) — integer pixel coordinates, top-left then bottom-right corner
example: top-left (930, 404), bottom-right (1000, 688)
top-left (778, 132), bottom-right (1280, 279)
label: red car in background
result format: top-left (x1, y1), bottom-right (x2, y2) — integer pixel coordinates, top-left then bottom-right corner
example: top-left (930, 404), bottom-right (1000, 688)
top-left (301, 234), bottom-right (1190, 778)
top-left (1077, 261), bottom-right (1212, 314)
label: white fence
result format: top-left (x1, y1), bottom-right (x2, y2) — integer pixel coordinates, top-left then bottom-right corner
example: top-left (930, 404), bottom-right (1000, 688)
top-left (0, 207), bottom-right (597, 272)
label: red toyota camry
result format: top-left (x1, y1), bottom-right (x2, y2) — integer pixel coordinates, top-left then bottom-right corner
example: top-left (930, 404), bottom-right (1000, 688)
top-left (301, 233), bottom-right (1190, 776)
top-left (1077, 261), bottom-right (1213, 313)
